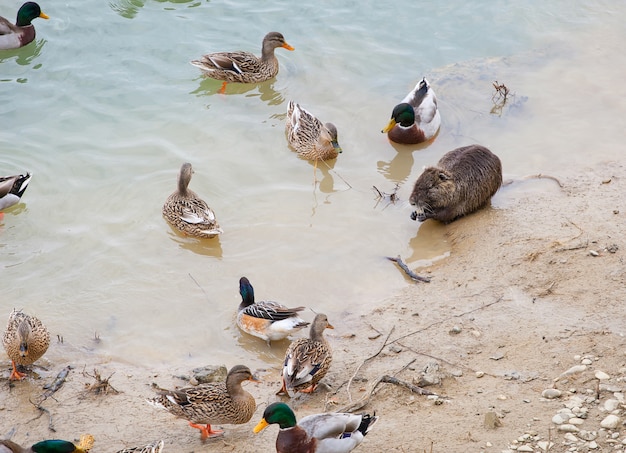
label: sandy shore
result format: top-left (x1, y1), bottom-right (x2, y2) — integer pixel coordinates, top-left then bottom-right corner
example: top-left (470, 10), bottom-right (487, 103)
top-left (2, 161), bottom-right (625, 453)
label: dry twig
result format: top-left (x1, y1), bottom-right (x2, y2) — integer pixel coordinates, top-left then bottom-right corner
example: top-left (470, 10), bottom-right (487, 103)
top-left (83, 367), bottom-right (119, 395)
top-left (387, 256), bottom-right (431, 283)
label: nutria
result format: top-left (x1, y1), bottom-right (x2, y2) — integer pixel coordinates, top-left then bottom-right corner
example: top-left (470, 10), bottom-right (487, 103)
top-left (409, 145), bottom-right (502, 223)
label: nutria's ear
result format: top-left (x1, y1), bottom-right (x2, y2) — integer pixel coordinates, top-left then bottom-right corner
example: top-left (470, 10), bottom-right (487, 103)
top-left (438, 172), bottom-right (450, 181)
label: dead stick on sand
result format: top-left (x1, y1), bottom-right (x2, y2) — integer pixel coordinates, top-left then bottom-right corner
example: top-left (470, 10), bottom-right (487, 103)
top-left (338, 374), bottom-right (437, 413)
top-left (346, 327), bottom-right (395, 403)
top-left (386, 256), bottom-right (431, 283)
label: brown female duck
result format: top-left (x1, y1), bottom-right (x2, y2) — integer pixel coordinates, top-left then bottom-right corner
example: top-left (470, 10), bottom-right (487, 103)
top-left (148, 365), bottom-right (257, 439)
top-left (278, 313), bottom-right (333, 397)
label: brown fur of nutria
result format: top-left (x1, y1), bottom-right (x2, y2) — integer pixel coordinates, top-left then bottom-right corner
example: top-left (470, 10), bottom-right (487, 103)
top-left (409, 144), bottom-right (502, 223)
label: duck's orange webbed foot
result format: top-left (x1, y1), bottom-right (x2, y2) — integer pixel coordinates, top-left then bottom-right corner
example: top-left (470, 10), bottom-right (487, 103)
top-left (218, 81), bottom-right (227, 94)
top-left (9, 361), bottom-right (26, 380)
top-left (299, 384), bottom-right (318, 394)
top-left (189, 422), bottom-right (224, 439)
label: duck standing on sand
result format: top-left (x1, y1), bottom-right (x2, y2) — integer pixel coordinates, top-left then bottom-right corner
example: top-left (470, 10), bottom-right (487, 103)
top-left (162, 162), bottom-right (223, 239)
top-left (278, 313), bottom-right (333, 397)
top-left (2, 308), bottom-right (50, 380)
top-left (237, 276), bottom-right (310, 344)
top-left (254, 402), bottom-right (378, 453)
top-left (0, 2), bottom-right (48, 50)
top-left (382, 77), bottom-right (440, 144)
top-left (148, 365), bottom-right (257, 440)
top-left (0, 173), bottom-right (32, 211)
top-left (191, 32), bottom-right (294, 93)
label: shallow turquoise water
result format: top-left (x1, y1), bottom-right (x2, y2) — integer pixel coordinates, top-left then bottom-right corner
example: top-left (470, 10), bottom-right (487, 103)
top-left (1, 0), bottom-right (625, 369)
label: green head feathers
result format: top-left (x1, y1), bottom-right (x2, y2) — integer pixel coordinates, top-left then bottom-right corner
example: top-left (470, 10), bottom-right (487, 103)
top-left (390, 103), bottom-right (415, 127)
top-left (255, 402), bottom-right (297, 431)
top-left (31, 440), bottom-right (79, 453)
top-left (16, 2), bottom-right (49, 27)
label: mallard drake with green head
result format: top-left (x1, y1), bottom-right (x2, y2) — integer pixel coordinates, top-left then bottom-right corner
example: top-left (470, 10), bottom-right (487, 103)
top-left (2, 308), bottom-right (50, 380)
top-left (0, 2), bottom-right (48, 50)
top-left (148, 365), bottom-right (257, 440)
top-left (116, 440), bottom-right (163, 453)
top-left (163, 162), bottom-right (223, 239)
top-left (191, 32), bottom-right (294, 92)
top-left (0, 434), bottom-right (94, 453)
top-left (286, 101), bottom-right (342, 164)
top-left (254, 402), bottom-right (378, 453)
top-left (382, 77), bottom-right (440, 144)
top-left (278, 313), bottom-right (333, 397)
top-left (0, 173), bottom-right (32, 211)
top-left (237, 277), bottom-right (309, 345)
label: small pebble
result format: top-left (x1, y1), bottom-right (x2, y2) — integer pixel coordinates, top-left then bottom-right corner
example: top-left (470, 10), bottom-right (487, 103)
top-left (605, 399), bottom-right (620, 411)
top-left (600, 414), bottom-right (621, 429)
top-left (537, 441), bottom-right (553, 451)
top-left (581, 358), bottom-right (593, 365)
top-left (542, 388), bottom-right (562, 399)
top-left (552, 413), bottom-right (570, 425)
top-left (563, 433), bottom-right (578, 443)
top-left (588, 441), bottom-right (598, 449)
top-left (589, 250), bottom-right (599, 257)
top-left (517, 446), bottom-right (533, 452)
top-left (476, 371), bottom-right (485, 378)
top-left (568, 417), bottom-right (584, 425)
top-left (449, 325), bottom-right (462, 334)
top-left (557, 424), bottom-right (580, 433)
top-left (558, 365), bottom-right (587, 379)
top-left (595, 370), bottom-right (610, 380)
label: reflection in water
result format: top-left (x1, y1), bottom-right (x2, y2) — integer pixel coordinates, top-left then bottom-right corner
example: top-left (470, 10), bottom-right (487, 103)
top-left (190, 77), bottom-right (284, 106)
top-left (109, 0), bottom-right (199, 19)
top-left (0, 39), bottom-right (45, 68)
top-left (166, 229), bottom-right (224, 257)
top-left (406, 219), bottom-right (450, 267)
top-left (235, 330), bottom-right (291, 364)
top-left (377, 137), bottom-right (439, 184)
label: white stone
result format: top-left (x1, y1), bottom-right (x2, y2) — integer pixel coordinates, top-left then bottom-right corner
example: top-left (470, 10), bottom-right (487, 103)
top-left (486, 442), bottom-right (492, 447)
top-left (569, 417), bottom-right (585, 425)
top-left (563, 433), bottom-right (578, 443)
top-left (517, 446), bottom-right (534, 452)
top-left (595, 370), bottom-right (610, 380)
top-left (605, 399), bottom-right (620, 411)
top-left (552, 413), bottom-right (570, 425)
top-left (581, 358), bottom-right (593, 365)
top-left (537, 441), bottom-right (554, 451)
top-left (476, 371), bottom-right (485, 378)
top-left (588, 441), bottom-right (598, 449)
top-left (600, 414), bottom-right (621, 429)
top-left (542, 388), bottom-right (562, 399)
top-left (558, 424), bottom-right (580, 432)
top-left (559, 365), bottom-right (587, 379)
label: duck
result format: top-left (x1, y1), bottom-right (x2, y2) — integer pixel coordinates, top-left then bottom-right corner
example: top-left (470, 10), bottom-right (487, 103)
top-left (286, 101), bottom-right (342, 165)
top-left (0, 2), bottom-right (48, 51)
top-left (278, 313), bottom-right (333, 397)
top-left (0, 434), bottom-right (94, 453)
top-left (237, 276), bottom-right (310, 345)
top-left (253, 402), bottom-right (378, 453)
top-left (0, 173), bottom-right (32, 211)
top-left (382, 77), bottom-right (441, 145)
top-left (2, 308), bottom-right (50, 380)
top-left (116, 440), bottom-right (164, 453)
top-left (190, 32), bottom-right (294, 92)
top-left (148, 365), bottom-right (257, 440)
top-left (162, 162), bottom-right (223, 239)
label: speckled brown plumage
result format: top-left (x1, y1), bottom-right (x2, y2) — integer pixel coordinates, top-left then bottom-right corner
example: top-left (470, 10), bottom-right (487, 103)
top-left (115, 440), bottom-right (163, 453)
top-left (286, 101), bottom-right (342, 162)
top-left (190, 32), bottom-right (294, 84)
top-left (162, 162), bottom-right (222, 239)
top-left (279, 314), bottom-right (333, 397)
top-left (2, 308), bottom-right (50, 380)
top-left (148, 365), bottom-right (257, 439)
